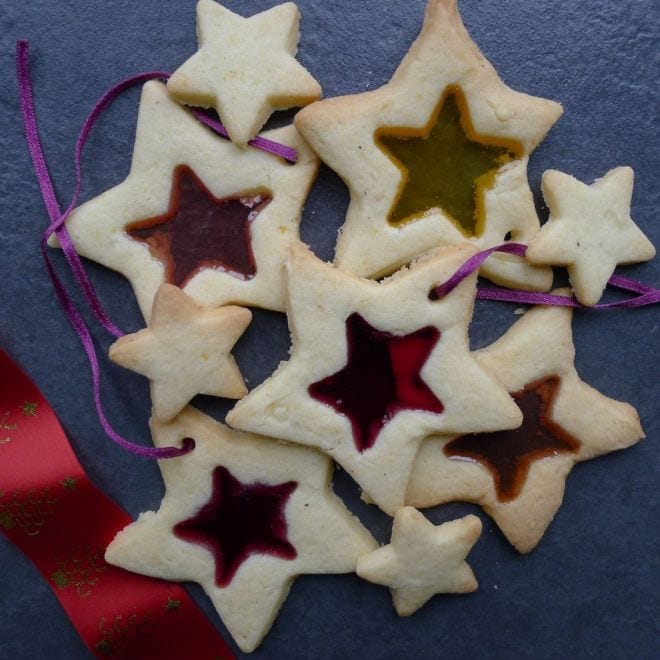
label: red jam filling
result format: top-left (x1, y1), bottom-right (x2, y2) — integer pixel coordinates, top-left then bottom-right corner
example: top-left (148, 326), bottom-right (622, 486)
top-left (308, 312), bottom-right (444, 453)
top-left (444, 376), bottom-right (580, 501)
top-left (126, 165), bottom-right (271, 287)
top-left (173, 466), bottom-right (297, 587)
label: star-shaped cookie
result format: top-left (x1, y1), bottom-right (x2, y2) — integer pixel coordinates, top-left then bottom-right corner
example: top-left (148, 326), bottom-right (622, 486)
top-left (227, 242), bottom-right (523, 515)
top-left (294, 0), bottom-right (561, 290)
top-left (49, 81), bottom-right (319, 320)
top-left (526, 167), bottom-right (656, 305)
top-left (104, 407), bottom-right (377, 652)
top-left (109, 284), bottom-right (250, 422)
top-left (407, 295), bottom-right (644, 552)
top-left (357, 508), bottom-right (481, 616)
top-left (167, 0), bottom-right (322, 146)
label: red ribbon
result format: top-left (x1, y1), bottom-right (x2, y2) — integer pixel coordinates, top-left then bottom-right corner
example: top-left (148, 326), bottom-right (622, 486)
top-left (0, 350), bottom-right (234, 659)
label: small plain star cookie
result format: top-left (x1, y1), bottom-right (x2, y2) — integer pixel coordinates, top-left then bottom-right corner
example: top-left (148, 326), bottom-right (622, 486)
top-left (407, 294), bottom-right (645, 552)
top-left (227, 242), bottom-right (523, 515)
top-left (357, 508), bottom-right (481, 616)
top-left (526, 167), bottom-right (656, 305)
top-left (49, 81), bottom-right (319, 320)
top-left (168, 0), bottom-right (322, 146)
top-left (109, 284), bottom-right (251, 422)
top-left (104, 407), bottom-right (377, 653)
top-left (294, 0), bottom-right (561, 290)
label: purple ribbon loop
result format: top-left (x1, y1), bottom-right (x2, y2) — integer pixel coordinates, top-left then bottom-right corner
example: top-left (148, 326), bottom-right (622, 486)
top-left (430, 243), bottom-right (528, 299)
top-left (17, 40), bottom-right (190, 459)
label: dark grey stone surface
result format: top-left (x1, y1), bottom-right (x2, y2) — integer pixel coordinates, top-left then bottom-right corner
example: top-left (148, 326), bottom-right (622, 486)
top-left (0, 1), bottom-right (658, 658)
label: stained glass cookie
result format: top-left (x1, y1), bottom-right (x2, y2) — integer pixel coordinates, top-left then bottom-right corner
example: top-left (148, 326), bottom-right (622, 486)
top-left (407, 294), bottom-right (645, 552)
top-left (49, 81), bottom-right (319, 320)
top-left (227, 242), bottom-right (523, 515)
top-left (104, 407), bottom-right (377, 652)
top-left (167, 0), bottom-right (322, 146)
top-left (294, 0), bottom-right (562, 290)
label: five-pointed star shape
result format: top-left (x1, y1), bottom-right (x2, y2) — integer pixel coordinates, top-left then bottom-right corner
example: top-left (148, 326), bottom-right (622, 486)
top-left (105, 407), bottom-right (377, 653)
top-left (357, 508), bottom-right (481, 616)
top-left (377, 87), bottom-right (520, 235)
top-left (308, 312), bottom-right (444, 452)
top-left (526, 167), bottom-right (656, 305)
top-left (126, 165), bottom-right (270, 287)
top-left (407, 293), bottom-right (645, 552)
top-left (227, 242), bottom-right (523, 515)
top-left (109, 284), bottom-right (250, 422)
top-left (444, 376), bottom-right (579, 501)
top-left (173, 465), bottom-right (297, 587)
top-left (48, 81), bottom-right (319, 321)
top-left (295, 0), bottom-right (561, 290)
top-left (167, 0), bottom-right (322, 146)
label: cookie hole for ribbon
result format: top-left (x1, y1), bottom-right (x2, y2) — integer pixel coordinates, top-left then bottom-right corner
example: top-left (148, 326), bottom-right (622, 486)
top-left (180, 437), bottom-right (196, 452)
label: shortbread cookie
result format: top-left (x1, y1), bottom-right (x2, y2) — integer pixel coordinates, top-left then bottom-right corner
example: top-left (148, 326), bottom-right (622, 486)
top-left (357, 508), bottom-right (480, 616)
top-left (109, 284), bottom-right (250, 422)
top-left (168, 0), bottom-right (322, 146)
top-left (49, 81), bottom-right (319, 320)
top-left (407, 295), bottom-right (644, 552)
top-left (526, 167), bottom-right (656, 305)
top-left (227, 242), bottom-right (522, 515)
top-left (295, 0), bottom-right (561, 289)
top-left (104, 407), bottom-right (377, 653)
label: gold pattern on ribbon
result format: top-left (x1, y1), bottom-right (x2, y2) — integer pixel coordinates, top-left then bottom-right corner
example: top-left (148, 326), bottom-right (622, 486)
top-left (94, 612), bottom-right (158, 656)
top-left (164, 597), bottom-right (181, 612)
top-left (20, 401), bottom-right (38, 417)
top-left (0, 411), bottom-right (17, 429)
top-left (51, 547), bottom-right (108, 597)
top-left (60, 477), bottom-right (78, 491)
top-left (0, 488), bottom-right (57, 535)
top-left (0, 411), bottom-right (17, 444)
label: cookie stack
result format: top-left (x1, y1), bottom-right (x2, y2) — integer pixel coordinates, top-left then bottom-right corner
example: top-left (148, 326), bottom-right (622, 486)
top-left (52, 0), bottom-right (653, 653)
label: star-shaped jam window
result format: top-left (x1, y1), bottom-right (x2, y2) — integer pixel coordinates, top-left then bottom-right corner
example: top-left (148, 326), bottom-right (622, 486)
top-left (174, 465), bottom-right (297, 587)
top-left (444, 376), bottom-right (580, 501)
top-left (126, 165), bottom-right (272, 288)
top-left (376, 86), bottom-right (522, 236)
top-left (309, 312), bottom-right (444, 452)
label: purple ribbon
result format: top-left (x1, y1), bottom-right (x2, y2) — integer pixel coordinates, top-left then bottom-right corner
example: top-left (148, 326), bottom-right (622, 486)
top-left (431, 242), bottom-right (659, 308)
top-left (16, 40), bottom-right (191, 459)
top-left (191, 108), bottom-right (298, 163)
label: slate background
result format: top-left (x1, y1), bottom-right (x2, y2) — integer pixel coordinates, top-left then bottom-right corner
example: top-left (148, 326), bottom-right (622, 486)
top-left (0, 0), bottom-right (658, 658)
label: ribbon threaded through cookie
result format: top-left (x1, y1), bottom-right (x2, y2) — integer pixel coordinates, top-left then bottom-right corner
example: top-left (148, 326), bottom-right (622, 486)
top-left (432, 242), bottom-right (660, 308)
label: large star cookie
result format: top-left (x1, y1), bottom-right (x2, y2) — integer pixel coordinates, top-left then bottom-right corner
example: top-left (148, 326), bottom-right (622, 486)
top-left (407, 295), bottom-right (644, 552)
top-left (167, 0), bottom-right (322, 146)
top-left (526, 167), bottom-right (656, 305)
top-left (294, 0), bottom-right (561, 289)
top-left (104, 407), bottom-right (376, 653)
top-left (50, 81), bottom-right (319, 320)
top-left (227, 242), bottom-right (522, 515)
top-left (109, 284), bottom-right (250, 422)
top-left (357, 508), bottom-right (481, 616)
